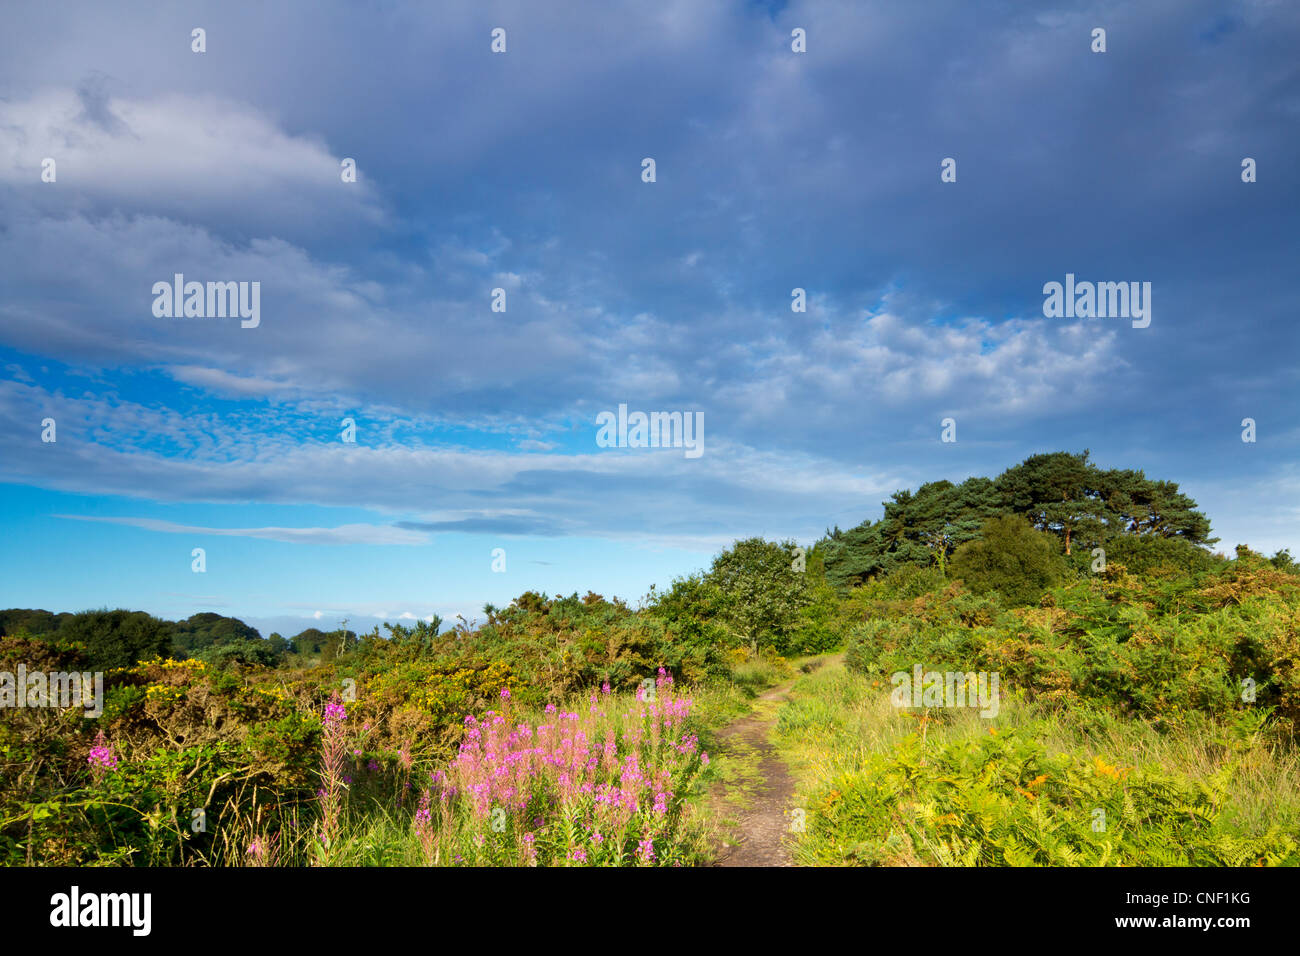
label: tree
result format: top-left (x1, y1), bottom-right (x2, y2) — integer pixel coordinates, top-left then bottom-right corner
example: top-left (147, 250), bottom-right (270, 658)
top-left (704, 538), bottom-right (811, 651)
top-left (289, 627), bottom-right (329, 655)
top-left (198, 639), bottom-right (278, 669)
top-left (949, 515), bottom-right (1066, 606)
top-left (288, 627), bottom-right (354, 657)
top-left (1270, 549), bottom-right (1300, 575)
top-left (820, 475), bottom-right (1000, 588)
top-left (647, 572), bottom-right (729, 646)
top-left (1096, 535), bottom-right (1221, 575)
top-left (1098, 470), bottom-right (1215, 545)
top-left (56, 609), bottom-right (174, 670)
top-left (171, 612), bottom-right (262, 655)
top-left (995, 451), bottom-right (1104, 555)
top-left (0, 609), bottom-right (71, 639)
top-left (821, 452), bottom-right (1215, 589)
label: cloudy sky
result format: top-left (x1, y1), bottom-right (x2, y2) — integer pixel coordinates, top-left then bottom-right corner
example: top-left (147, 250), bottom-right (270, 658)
top-left (1, 0), bottom-right (1297, 638)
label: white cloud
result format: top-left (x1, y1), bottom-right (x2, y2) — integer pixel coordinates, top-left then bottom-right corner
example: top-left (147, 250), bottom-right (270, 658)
top-left (51, 514), bottom-right (430, 546)
top-left (166, 365), bottom-right (299, 398)
top-left (0, 87), bottom-right (383, 233)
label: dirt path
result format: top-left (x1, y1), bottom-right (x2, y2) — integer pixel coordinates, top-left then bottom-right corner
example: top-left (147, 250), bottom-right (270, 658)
top-left (711, 668), bottom-right (816, 867)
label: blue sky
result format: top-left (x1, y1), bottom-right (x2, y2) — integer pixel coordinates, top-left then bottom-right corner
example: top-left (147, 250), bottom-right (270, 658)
top-left (1, 0), bottom-right (1297, 639)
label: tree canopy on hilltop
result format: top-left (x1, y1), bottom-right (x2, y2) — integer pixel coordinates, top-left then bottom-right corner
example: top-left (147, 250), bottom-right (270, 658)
top-left (820, 451), bottom-right (1216, 589)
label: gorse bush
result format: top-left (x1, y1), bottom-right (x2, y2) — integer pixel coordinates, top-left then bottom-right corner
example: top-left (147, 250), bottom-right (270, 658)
top-left (843, 620), bottom-right (890, 676)
top-left (473, 590), bottom-right (730, 695)
top-left (0, 647), bottom-right (321, 866)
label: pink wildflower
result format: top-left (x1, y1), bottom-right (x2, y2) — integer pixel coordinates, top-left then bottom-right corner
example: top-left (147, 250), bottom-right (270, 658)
top-left (324, 699), bottom-right (347, 725)
top-left (87, 729), bottom-right (117, 778)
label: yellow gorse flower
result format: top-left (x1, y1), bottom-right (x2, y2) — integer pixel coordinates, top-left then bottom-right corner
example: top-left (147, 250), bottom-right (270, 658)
top-left (131, 656), bottom-right (207, 673)
top-left (145, 683), bottom-right (184, 702)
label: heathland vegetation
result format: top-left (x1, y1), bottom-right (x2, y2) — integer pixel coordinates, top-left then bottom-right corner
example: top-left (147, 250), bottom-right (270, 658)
top-left (2, 451), bottom-right (1297, 866)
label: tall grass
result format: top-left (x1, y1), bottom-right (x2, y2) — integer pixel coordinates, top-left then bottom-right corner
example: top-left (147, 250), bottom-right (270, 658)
top-left (775, 660), bottom-right (1300, 865)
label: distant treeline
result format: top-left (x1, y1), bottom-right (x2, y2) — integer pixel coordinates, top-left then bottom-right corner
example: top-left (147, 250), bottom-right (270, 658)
top-left (0, 608), bottom-right (359, 671)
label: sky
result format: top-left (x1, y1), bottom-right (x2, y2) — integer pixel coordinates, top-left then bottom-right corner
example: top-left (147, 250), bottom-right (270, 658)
top-left (1, 0), bottom-right (1297, 639)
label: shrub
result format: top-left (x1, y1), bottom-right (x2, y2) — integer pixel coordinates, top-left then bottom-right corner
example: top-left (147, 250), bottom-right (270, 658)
top-left (883, 564), bottom-right (950, 600)
top-left (1084, 535), bottom-right (1221, 576)
top-left (950, 516), bottom-right (1066, 606)
top-left (844, 620), bottom-right (890, 675)
top-left (197, 639), bottom-right (279, 669)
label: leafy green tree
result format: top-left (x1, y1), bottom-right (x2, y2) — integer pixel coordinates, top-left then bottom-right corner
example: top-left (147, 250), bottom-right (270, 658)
top-left (821, 476), bottom-right (1000, 587)
top-left (949, 515), bottom-right (1066, 606)
top-left (704, 538), bottom-right (811, 651)
top-left (1090, 535), bottom-right (1221, 575)
top-left (171, 612), bottom-right (262, 655)
top-left (55, 609), bottom-right (174, 670)
top-left (313, 622), bottom-right (358, 662)
top-left (647, 573), bottom-right (731, 648)
top-left (289, 627), bottom-right (325, 655)
top-left (0, 609), bottom-right (71, 638)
